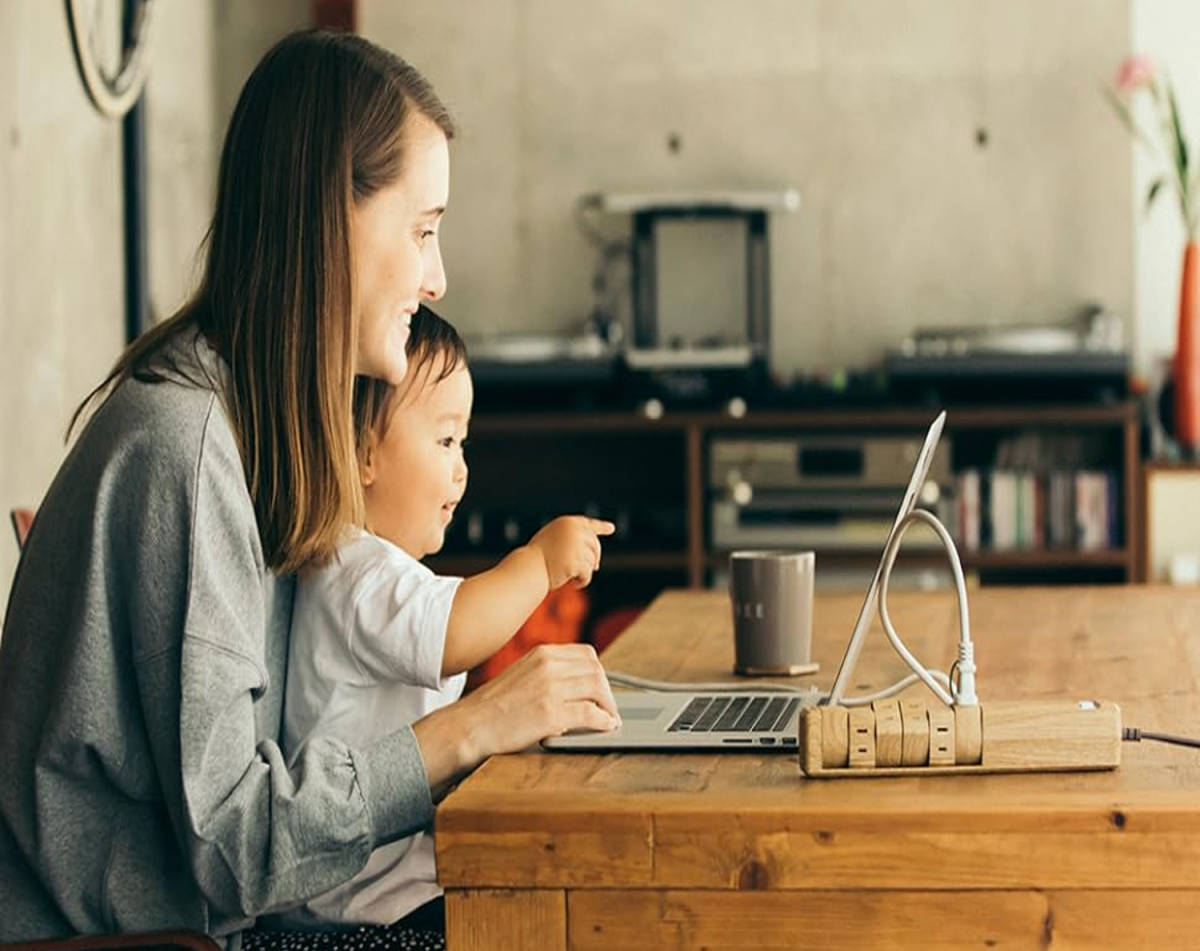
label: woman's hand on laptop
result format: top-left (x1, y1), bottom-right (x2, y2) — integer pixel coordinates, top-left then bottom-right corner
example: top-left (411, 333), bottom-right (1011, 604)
top-left (411, 643), bottom-right (620, 785)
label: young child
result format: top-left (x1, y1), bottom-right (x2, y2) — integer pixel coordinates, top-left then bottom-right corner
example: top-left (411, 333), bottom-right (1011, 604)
top-left (281, 307), bottom-right (614, 927)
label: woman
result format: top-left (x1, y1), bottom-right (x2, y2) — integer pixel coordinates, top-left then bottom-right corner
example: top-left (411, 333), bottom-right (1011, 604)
top-left (0, 30), bottom-right (618, 945)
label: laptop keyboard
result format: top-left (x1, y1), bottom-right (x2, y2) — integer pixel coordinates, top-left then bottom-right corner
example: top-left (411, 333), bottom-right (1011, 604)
top-left (668, 695), bottom-right (800, 733)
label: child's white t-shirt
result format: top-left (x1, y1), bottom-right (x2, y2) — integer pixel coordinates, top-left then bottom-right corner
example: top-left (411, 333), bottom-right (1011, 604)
top-left (282, 528), bottom-right (465, 926)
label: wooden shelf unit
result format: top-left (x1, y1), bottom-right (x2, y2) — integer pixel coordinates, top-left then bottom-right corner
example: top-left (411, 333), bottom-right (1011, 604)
top-left (432, 551), bottom-right (690, 577)
top-left (705, 547), bottom-right (1134, 572)
top-left (1139, 459), bottom-right (1200, 583)
top-left (433, 402), bottom-right (1139, 588)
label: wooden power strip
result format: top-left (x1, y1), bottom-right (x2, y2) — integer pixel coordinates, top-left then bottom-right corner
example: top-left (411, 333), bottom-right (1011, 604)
top-left (798, 698), bottom-right (1122, 777)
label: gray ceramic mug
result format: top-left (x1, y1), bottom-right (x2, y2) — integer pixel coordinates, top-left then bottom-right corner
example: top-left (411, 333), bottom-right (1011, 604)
top-left (729, 550), bottom-right (816, 676)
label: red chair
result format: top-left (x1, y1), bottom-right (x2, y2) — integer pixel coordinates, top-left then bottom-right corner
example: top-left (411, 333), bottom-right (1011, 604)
top-left (2, 932), bottom-right (220, 951)
top-left (4, 506), bottom-right (222, 950)
top-left (467, 585), bottom-right (589, 690)
top-left (590, 605), bottom-right (644, 654)
top-left (10, 507), bottom-right (34, 548)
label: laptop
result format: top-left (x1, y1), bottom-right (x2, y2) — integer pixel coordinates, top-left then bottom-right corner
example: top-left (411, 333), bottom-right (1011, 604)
top-left (542, 411), bottom-right (948, 752)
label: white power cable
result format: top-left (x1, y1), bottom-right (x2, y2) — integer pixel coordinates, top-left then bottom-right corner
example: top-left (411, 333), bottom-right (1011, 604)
top-left (603, 669), bottom-right (940, 709)
top-left (837, 669), bottom-right (953, 708)
top-left (605, 670), bottom-right (819, 699)
top-left (872, 507), bottom-right (978, 707)
top-left (607, 507), bottom-right (979, 712)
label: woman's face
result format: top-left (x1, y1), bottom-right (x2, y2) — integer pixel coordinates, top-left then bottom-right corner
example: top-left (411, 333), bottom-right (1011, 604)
top-left (352, 114), bottom-right (450, 384)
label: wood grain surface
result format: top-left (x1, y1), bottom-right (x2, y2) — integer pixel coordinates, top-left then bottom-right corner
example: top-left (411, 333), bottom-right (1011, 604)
top-left (436, 586), bottom-right (1200, 947)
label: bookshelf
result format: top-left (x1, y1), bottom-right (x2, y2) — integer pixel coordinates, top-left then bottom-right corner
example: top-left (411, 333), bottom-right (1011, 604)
top-left (427, 402), bottom-right (1139, 599)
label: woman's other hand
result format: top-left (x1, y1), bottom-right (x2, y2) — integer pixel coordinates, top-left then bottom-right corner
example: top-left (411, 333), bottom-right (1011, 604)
top-left (412, 642), bottom-right (620, 786)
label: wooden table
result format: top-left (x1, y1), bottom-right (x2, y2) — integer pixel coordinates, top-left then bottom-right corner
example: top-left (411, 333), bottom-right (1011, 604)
top-left (436, 586), bottom-right (1200, 949)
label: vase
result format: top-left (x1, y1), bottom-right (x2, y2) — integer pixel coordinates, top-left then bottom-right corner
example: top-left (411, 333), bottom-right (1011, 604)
top-left (1175, 240), bottom-right (1200, 453)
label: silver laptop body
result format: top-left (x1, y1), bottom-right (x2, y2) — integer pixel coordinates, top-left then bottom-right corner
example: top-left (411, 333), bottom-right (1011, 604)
top-left (543, 688), bottom-right (810, 752)
top-left (542, 412), bottom-right (947, 753)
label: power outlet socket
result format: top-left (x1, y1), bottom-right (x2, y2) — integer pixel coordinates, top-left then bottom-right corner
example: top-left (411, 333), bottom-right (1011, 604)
top-left (800, 698), bottom-right (1122, 777)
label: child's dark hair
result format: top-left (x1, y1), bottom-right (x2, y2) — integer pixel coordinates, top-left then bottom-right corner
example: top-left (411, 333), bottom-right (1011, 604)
top-left (353, 305), bottom-right (467, 457)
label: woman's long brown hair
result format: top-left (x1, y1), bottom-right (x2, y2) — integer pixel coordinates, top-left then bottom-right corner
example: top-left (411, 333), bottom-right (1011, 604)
top-left (71, 31), bottom-right (454, 573)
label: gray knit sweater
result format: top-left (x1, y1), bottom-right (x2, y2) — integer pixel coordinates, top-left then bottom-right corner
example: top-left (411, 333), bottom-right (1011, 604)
top-left (0, 333), bottom-right (434, 941)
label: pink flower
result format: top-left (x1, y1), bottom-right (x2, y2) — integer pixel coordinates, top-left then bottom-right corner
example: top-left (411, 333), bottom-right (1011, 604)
top-left (1114, 54), bottom-right (1157, 94)
top-left (1105, 52), bottom-right (1198, 236)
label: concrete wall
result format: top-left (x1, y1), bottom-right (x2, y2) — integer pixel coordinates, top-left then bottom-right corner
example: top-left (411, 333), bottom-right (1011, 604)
top-left (147, 3), bottom-right (218, 322)
top-left (0, 3), bottom-right (124, 621)
top-left (153, 0), bottom-right (310, 319)
top-left (0, 1), bottom-right (305, 619)
top-left (362, 0), bottom-right (1134, 379)
top-left (0, 1), bottom-right (1154, 616)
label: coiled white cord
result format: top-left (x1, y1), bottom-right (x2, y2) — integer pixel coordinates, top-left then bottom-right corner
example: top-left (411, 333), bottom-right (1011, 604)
top-left (869, 507), bottom-right (978, 708)
top-left (605, 671), bottom-right (803, 693)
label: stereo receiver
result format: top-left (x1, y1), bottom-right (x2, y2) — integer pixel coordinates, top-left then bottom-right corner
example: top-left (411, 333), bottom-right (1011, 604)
top-left (710, 433), bottom-right (952, 552)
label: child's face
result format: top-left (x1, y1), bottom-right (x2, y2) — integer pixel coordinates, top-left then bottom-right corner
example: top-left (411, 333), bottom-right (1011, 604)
top-left (351, 113), bottom-right (450, 386)
top-left (363, 362), bottom-right (472, 559)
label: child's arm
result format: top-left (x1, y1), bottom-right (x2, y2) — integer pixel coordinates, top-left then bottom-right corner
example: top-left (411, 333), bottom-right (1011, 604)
top-left (442, 515), bottom-right (615, 676)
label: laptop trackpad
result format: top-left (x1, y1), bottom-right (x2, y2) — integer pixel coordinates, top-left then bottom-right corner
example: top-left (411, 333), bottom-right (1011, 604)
top-left (618, 704), bottom-right (668, 721)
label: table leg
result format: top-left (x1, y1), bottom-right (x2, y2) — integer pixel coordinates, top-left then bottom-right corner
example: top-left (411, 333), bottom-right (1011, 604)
top-left (444, 888), bottom-right (566, 950)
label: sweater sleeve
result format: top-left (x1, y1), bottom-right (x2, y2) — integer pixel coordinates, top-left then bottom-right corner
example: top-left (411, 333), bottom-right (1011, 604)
top-left (134, 398), bottom-right (434, 919)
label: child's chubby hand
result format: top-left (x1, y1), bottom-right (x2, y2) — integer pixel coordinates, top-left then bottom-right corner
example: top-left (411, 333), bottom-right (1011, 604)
top-left (528, 515), bottom-right (616, 589)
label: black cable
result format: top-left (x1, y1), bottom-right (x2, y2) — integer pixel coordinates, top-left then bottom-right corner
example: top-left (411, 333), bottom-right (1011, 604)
top-left (1123, 727), bottom-right (1200, 750)
top-left (121, 0), bottom-right (151, 343)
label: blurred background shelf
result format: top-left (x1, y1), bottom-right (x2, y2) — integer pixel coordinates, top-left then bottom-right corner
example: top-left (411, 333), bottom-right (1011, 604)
top-left (468, 403), bottom-right (1138, 435)
top-left (442, 402), bottom-right (1139, 601)
top-left (706, 547), bottom-right (1133, 571)
top-left (429, 551), bottom-right (691, 577)
top-left (965, 548), bottom-right (1132, 569)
